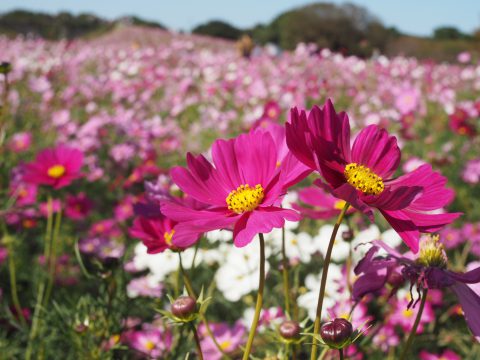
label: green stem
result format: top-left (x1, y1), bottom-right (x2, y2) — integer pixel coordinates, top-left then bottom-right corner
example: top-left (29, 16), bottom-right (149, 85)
top-left (399, 288), bottom-right (428, 360)
top-left (179, 253), bottom-right (231, 359)
top-left (25, 282), bottom-right (46, 360)
top-left (242, 233), bottom-right (266, 360)
top-left (339, 348), bottom-right (344, 360)
top-left (311, 203), bottom-right (350, 360)
top-left (25, 197), bottom-right (55, 359)
top-left (43, 207), bottom-right (62, 306)
top-left (281, 225), bottom-right (291, 316)
top-left (6, 235), bottom-right (26, 326)
top-left (190, 322), bottom-right (204, 360)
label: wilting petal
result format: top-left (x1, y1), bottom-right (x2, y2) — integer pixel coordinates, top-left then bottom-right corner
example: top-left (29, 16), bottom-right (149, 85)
top-left (353, 267), bottom-right (389, 301)
top-left (451, 282), bottom-right (480, 337)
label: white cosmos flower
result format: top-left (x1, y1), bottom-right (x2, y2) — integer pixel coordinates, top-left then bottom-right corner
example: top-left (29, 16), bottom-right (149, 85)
top-left (215, 240), bottom-right (271, 302)
top-left (271, 230), bottom-right (317, 263)
top-left (132, 242), bottom-right (202, 282)
top-left (314, 224), bottom-right (351, 262)
top-left (297, 263), bottom-right (347, 320)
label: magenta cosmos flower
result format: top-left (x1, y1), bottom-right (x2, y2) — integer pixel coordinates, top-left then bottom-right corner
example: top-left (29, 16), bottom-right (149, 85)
top-left (23, 145), bottom-right (83, 189)
top-left (286, 99), bottom-right (460, 252)
top-left (162, 130), bottom-right (302, 248)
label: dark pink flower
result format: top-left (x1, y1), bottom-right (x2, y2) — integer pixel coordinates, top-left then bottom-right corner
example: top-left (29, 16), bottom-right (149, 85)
top-left (286, 99), bottom-right (460, 252)
top-left (23, 145), bottom-right (83, 189)
top-left (129, 213), bottom-right (177, 254)
top-left (163, 131), bottom-right (301, 248)
top-left (65, 193), bottom-right (93, 221)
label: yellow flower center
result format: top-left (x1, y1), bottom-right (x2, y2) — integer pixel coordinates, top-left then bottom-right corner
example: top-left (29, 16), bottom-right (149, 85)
top-left (334, 199), bottom-right (347, 210)
top-left (417, 234), bottom-right (447, 268)
top-left (164, 230), bottom-right (175, 246)
top-left (344, 163), bottom-right (384, 195)
top-left (402, 308), bottom-right (414, 318)
top-left (47, 164), bottom-right (66, 179)
top-left (226, 184), bottom-right (264, 214)
top-left (220, 340), bottom-right (232, 350)
top-left (145, 340), bottom-right (155, 351)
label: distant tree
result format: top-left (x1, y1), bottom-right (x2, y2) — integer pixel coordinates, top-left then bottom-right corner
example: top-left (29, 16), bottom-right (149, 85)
top-left (192, 20), bottom-right (242, 40)
top-left (253, 2), bottom-right (393, 56)
top-left (0, 10), bottom-right (166, 39)
top-left (433, 26), bottom-right (469, 40)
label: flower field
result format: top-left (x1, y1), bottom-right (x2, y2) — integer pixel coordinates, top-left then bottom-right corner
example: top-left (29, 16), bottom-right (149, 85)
top-left (1, 26), bottom-right (480, 359)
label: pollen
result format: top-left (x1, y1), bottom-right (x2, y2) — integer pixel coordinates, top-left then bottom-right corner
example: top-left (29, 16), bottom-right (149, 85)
top-left (164, 230), bottom-right (175, 246)
top-left (226, 184), bottom-right (264, 214)
top-left (220, 340), bottom-right (232, 350)
top-left (417, 234), bottom-right (447, 268)
top-left (47, 164), bottom-right (66, 179)
top-left (334, 199), bottom-right (347, 210)
top-left (344, 163), bottom-right (384, 195)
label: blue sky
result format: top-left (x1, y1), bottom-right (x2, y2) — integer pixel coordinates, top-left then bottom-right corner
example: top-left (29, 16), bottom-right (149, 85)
top-left (1, 0), bottom-right (479, 36)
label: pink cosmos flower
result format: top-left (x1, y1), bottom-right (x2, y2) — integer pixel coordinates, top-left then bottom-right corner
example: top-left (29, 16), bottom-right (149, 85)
top-left (389, 297), bottom-right (435, 333)
top-left (65, 193), bottom-right (93, 221)
top-left (286, 99), bottom-right (460, 252)
top-left (8, 132), bottom-right (32, 152)
top-left (199, 321), bottom-right (246, 360)
top-left (372, 325), bottom-right (399, 352)
top-left (395, 88), bottom-right (420, 115)
top-left (162, 131), bottom-right (301, 248)
top-left (419, 349), bottom-right (461, 360)
top-left (39, 199), bottom-right (62, 217)
top-left (23, 145), bottom-right (83, 189)
top-left (129, 212), bottom-right (177, 254)
top-left (10, 182), bottom-right (37, 206)
top-left (292, 186), bottom-right (354, 220)
top-left (124, 323), bottom-right (172, 358)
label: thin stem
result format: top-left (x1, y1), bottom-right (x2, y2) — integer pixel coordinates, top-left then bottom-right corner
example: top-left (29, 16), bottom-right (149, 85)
top-left (25, 282), bottom-right (46, 360)
top-left (311, 203), bottom-right (350, 360)
top-left (178, 253), bottom-right (195, 297)
top-left (281, 225), bottom-right (291, 316)
top-left (6, 235), bottom-right (26, 326)
top-left (339, 348), bottom-right (344, 360)
top-left (179, 253), bottom-right (231, 359)
top-left (399, 288), bottom-right (428, 360)
top-left (242, 233), bottom-right (266, 360)
top-left (189, 322), bottom-right (204, 360)
top-left (44, 207), bottom-right (62, 306)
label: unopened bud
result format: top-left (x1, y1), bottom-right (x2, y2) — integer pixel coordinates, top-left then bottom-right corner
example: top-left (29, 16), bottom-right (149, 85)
top-left (171, 296), bottom-right (196, 319)
top-left (320, 318), bottom-right (353, 349)
top-left (279, 320), bottom-right (301, 340)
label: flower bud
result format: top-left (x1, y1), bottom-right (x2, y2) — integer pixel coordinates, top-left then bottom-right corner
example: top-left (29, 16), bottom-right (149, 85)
top-left (171, 295), bottom-right (196, 319)
top-left (320, 318), bottom-right (353, 349)
top-left (341, 229), bottom-right (354, 242)
top-left (279, 320), bottom-right (301, 340)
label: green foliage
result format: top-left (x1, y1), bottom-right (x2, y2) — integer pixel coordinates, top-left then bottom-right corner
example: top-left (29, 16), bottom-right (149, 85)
top-left (433, 26), bottom-right (471, 40)
top-left (192, 20), bottom-right (242, 40)
top-left (0, 10), bottom-right (166, 40)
